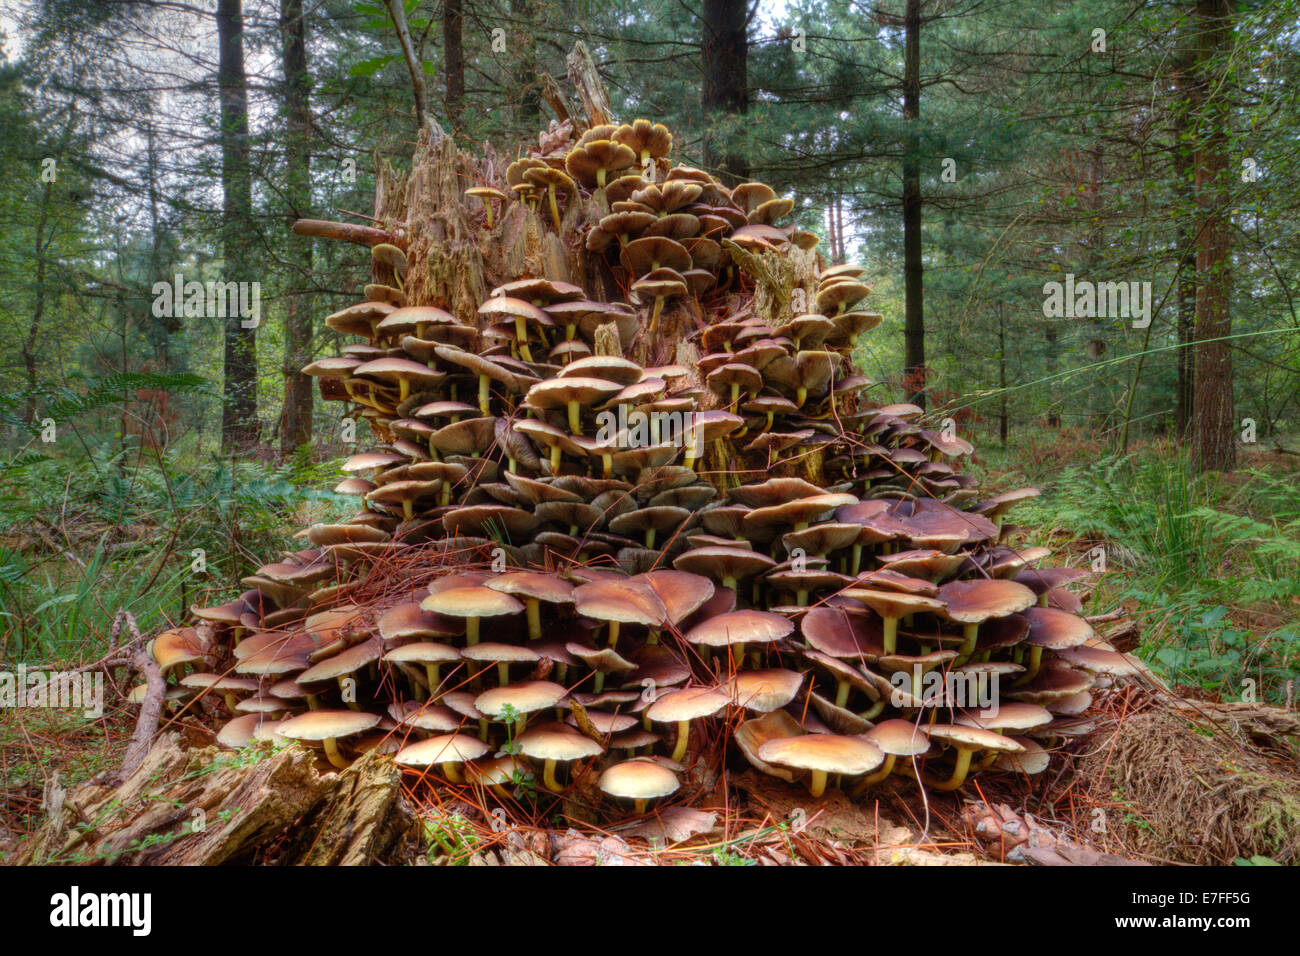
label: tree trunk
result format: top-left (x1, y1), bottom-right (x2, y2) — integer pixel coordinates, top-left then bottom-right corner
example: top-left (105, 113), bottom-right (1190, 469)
top-left (998, 304), bottom-right (1008, 445)
top-left (1172, 62), bottom-right (1197, 440)
top-left (509, 0), bottom-right (540, 131)
top-left (280, 0), bottom-right (314, 458)
top-left (701, 0), bottom-right (749, 184)
top-left (217, 0), bottom-right (259, 453)
top-left (1189, 0), bottom-right (1235, 471)
top-left (901, 0), bottom-right (925, 407)
top-left (443, 0), bottom-right (465, 132)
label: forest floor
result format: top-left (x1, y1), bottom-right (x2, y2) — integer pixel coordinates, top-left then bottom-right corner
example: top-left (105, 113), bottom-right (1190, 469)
top-left (2, 436), bottom-right (1298, 865)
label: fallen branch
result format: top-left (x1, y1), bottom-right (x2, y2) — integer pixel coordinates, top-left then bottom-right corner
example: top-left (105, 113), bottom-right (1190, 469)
top-left (292, 218), bottom-right (401, 248)
top-left (104, 610), bottom-right (165, 787)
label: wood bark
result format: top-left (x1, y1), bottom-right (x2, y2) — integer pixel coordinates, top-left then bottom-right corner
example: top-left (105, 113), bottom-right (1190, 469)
top-left (1189, 0), bottom-right (1236, 471)
top-left (217, 0), bottom-right (259, 453)
top-left (701, 0), bottom-right (750, 184)
top-left (901, 0), bottom-right (925, 407)
top-left (280, 0), bottom-right (314, 457)
top-left (443, 0), bottom-right (465, 131)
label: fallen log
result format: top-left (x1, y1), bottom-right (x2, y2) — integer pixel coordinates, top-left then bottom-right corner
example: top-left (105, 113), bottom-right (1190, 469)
top-left (14, 734), bottom-right (415, 866)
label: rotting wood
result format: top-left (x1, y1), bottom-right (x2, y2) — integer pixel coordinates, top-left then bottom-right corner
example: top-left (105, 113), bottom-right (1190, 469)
top-left (292, 218), bottom-right (401, 248)
top-left (566, 41), bottom-right (612, 128)
top-left (15, 734), bottom-right (414, 866)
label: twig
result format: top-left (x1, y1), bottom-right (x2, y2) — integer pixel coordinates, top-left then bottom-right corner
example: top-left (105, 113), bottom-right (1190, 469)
top-left (384, 0), bottom-right (429, 131)
top-left (102, 610), bottom-right (165, 787)
top-left (292, 219), bottom-right (400, 248)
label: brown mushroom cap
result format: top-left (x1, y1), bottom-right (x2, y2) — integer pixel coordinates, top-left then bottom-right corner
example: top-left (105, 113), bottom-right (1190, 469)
top-left (1021, 606), bottom-right (1094, 649)
top-left (864, 719), bottom-right (932, 756)
top-left (573, 578), bottom-right (668, 628)
top-left (757, 733), bottom-right (884, 776)
top-left (645, 685), bottom-right (731, 723)
top-left (683, 609), bottom-right (794, 648)
top-left (475, 680), bottom-right (568, 719)
top-left (420, 586), bottom-right (524, 619)
top-left (728, 669), bottom-right (804, 712)
top-left (938, 578), bottom-right (1037, 624)
top-left (598, 759), bottom-right (680, 803)
top-left (395, 733), bottom-right (490, 767)
top-left (517, 722), bottom-right (604, 761)
top-left (954, 702), bottom-right (1053, 732)
top-left (278, 709), bottom-right (380, 742)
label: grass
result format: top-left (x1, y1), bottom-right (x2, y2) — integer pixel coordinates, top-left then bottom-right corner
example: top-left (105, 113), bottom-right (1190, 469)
top-left (976, 435), bottom-right (1300, 704)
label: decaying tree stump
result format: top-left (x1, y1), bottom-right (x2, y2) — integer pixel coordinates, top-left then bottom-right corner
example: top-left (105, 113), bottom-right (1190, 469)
top-left (15, 734), bottom-right (415, 866)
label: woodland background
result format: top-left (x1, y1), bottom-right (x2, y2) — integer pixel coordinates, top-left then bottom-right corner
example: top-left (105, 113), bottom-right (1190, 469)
top-left (0, 0), bottom-right (1297, 772)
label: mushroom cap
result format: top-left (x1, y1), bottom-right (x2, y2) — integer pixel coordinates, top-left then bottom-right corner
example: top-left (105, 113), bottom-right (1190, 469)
top-left (485, 570), bottom-right (575, 604)
top-left (526, 376), bottom-right (624, 411)
top-left (598, 759), bottom-right (680, 802)
top-left (639, 569), bottom-right (715, 625)
top-left (994, 737), bottom-right (1050, 774)
top-left (517, 722), bottom-right (604, 761)
top-left (460, 641), bottom-right (540, 665)
top-left (645, 685), bottom-right (730, 723)
top-left (842, 586), bottom-right (945, 621)
top-left (474, 680), bottom-right (568, 718)
top-left (573, 577), bottom-right (667, 627)
top-left (1021, 606), bottom-right (1094, 649)
top-left (672, 545), bottom-right (778, 582)
top-left (389, 701), bottom-right (463, 732)
top-left (728, 669), bottom-right (804, 712)
top-left (742, 494), bottom-right (859, 533)
top-left (683, 609), bottom-right (794, 648)
top-left (924, 724), bottom-right (1025, 753)
top-left (278, 709), bottom-right (380, 742)
top-left (1053, 644), bottom-right (1139, 676)
top-left (395, 733), bottom-right (490, 767)
top-left (421, 586), bottom-right (524, 620)
top-left (378, 603), bottom-right (461, 642)
top-left (955, 702), bottom-right (1053, 732)
top-left (801, 607), bottom-right (884, 659)
top-left (382, 641), bottom-right (460, 665)
top-left (864, 719), bottom-right (931, 756)
top-left (297, 638), bottom-right (382, 683)
top-left (937, 578), bottom-right (1037, 624)
top-left (757, 733), bottom-right (885, 776)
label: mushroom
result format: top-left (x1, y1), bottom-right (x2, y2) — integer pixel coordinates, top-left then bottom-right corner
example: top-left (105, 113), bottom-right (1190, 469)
top-left (516, 722), bottom-right (604, 791)
top-left (420, 586), bottom-right (524, 646)
top-left (645, 685), bottom-right (730, 763)
top-left (920, 724), bottom-right (1023, 791)
top-left (756, 733), bottom-right (884, 798)
top-left (842, 587), bottom-right (945, 655)
top-left (598, 759), bottom-right (680, 815)
top-left (937, 578), bottom-right (1038, 658)
top-left (277, 709), bottom-right (381, 769)
top-left (394, 732), bottom-right (490, 783)
top-left (465, 186), bottom-right (508, 228)
top-left (475, 680), bottom-right (568, 735)
top-left (853, 719), bottom-right (931, 790)
top-left (485, 571), bottom-right (575, 640)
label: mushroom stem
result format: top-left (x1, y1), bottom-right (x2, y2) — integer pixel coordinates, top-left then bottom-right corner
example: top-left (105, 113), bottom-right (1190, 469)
top-left (466, 617), bottom-right (480, 645)
top-left (525, 599), bottom-right (542, 640)
top-left (496, 662), bottom-right (511, 686)
top-left (483, 202), bottom-right (495, 229)
top-left (834, 679), bottom-right (852, 709)
top-left (478, 374), bottom-right (491, 415)
top-left (634, 797), bottom-right (648, 815)
top-left (542, 759), bottom-right (563, 792)
top-left (424, 663), bottom-right (441, 697)
top-left (514, 316), bottom-right (535, 363)
top-left (567, 401), bottom-right (582, 435)
top-left (648, 296), bottom-right (665, 336)
top-left (1016, 645), bottom-right (1045, 684)
top-left (322, 737), bottom-right (350, 770)
top-left (858, 698), bottom-right (886, 721)
top-left (857, 754), bottom-right (896, 789)
top-left (806, 769), bottom-right (829, 799)
top-left (607, 621), bottom-right (621, 647)
top-left (548, 445), bottom-right (562, 475)
top-left (546, 185), bottom-right (562, 231)
top-left (441, 761), bottom-right (464, 784)
top-left (882, 616), bottom-right (900, 654)
top-left (925, 746), bottom-right (975, 791)
top-left (670, 720), bottom-right (691, 763)
top-left (851, 544), bottom-right (863, 576)
top-left (958, 623), bottom-right (979, 658)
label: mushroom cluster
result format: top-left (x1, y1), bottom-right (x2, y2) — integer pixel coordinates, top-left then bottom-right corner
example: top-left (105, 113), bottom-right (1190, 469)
top-left (165, 115), bottom-right (1133, 816)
